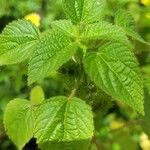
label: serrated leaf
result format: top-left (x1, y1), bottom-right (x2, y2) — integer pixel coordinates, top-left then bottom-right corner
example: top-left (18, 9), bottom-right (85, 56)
top-left (30, 86), bottom-right (45, 105)
top-left (0, 19), bottom-right (40, 65)
top-left (4, 96), bottom-right (93, 150)
top-left (34, 96), bottom-right (94, 143)
top-left (83, 42), bottom-right (144, 114)
top-left (81, 21), bottom-right (133, 48)
top-left (114, 9), bottom-right (147, 44)
top-left (28, 30), bottom-right (77, 84)
top-left (4, 99), bottom-right (34, 150)
top-left (81, 0), bottom-right (107, 24)
top-left (63, 0), bottom-right (84, 24)
top-left (63, 0), bottom-right (107, 24)
top-left (51, 20), bottom-right (76, 37)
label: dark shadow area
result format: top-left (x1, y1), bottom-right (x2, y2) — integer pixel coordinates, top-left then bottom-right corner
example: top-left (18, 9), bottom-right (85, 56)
top-left (23, 138), bottom-right (39, 150)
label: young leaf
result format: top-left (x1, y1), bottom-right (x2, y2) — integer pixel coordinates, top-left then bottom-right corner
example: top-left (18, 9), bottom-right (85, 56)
top-left (30, 86), bottom-right (45, 105)
top-left (63, 0), bottom-right (84, 24)
top-left (114, 9), bottom-right (147, 44)
top-left (0, 19), bottom-right (40, 65)
top-left (81, 21), bottom-right (133, 48)
top-left (51, 20), bottom-right (76, 37)
top-left (63, 0), bottom-right (107, 24)
top-left (81, 0), bottom-right (107, 24)
top-left (34, 96), bottom-right (94, 143)
top-left (4, 99), bottom-right (34, 150)
top-left (83, 42), bottom-right (144, 114)
top-left (28, 30), bottom-right (77, 84)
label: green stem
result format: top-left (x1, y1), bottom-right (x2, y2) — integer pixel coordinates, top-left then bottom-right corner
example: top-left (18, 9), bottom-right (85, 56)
top-left (68, 88), bottom-right (76, 100)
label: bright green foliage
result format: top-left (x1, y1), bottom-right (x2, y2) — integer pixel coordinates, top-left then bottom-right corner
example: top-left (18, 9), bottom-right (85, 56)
top-left (63, 0), bottom-right (107, 24)
top-left (4, 96), bottom-right (93, 150)
top-left (1, 0), bottom-right (148, 149)
top-left (51, 20), bottom-right (76, 37)
top-left (81, 22), bottom-right (132, 48)
top-left (83, 42), bottom-right (144, 114)
top-left (114, 9), bottom-right (146, 44)
top-left (63, 0), bottom-right (84, 24)
top-left (34, 96), bottom-right (94, 143)
top-left (28, 30), bottom-right (77, 84)
top-left (0, 19), bottom-right (40, 65)
top-left (30, 86), bottom-right (45, 105)
top-left (81, 0), bottom-right (107, 24)
top-left (3, 99), bottom-right (34, 150)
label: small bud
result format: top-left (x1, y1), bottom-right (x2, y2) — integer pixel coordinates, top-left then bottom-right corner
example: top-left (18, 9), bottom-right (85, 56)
top-left (30, 86), bottom-right (45, 105)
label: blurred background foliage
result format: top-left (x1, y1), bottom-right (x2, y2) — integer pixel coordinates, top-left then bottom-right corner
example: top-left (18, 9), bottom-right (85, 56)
top-left (0, 0), bottom-right (150, 150)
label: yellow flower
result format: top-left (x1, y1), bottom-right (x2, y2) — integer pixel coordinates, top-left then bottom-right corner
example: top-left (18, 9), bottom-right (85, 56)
top-left (25, 13), bottom-right (41, 27)
top-left (141, 0), bottom-right (150, 5)
top-left (140, 132), bottom-right (150, 150)
top-left (110, 120), bottom-right (124, 130)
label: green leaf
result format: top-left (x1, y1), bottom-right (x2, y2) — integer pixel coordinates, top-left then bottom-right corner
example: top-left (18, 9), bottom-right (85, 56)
top-left (0, 19), bottom-right (40, 65)
top-left (34, 96), bottom-right (94, 143)
top-left (83, 42), bottom-right (144, 114)
top-left (30, 86), bottom-right (45, 105)
top-left (4, 99), bottom-right (34, 150)
top-left (28, 30), bottom-right (77, 84)
top-left (51, 20), bottom-right (76, 37)
top-left (81, 21), bottom-right (132, 48)
top-left (81, 0), bottom-right (107, 24)
top-left (63, 0), bottom-right (84, 24)
top-left (63, 0), bottom-right (107, 24)
top-left (4, 96), bottom-right (94, 149)
top-left (114, 9), bottom-right (147, 44)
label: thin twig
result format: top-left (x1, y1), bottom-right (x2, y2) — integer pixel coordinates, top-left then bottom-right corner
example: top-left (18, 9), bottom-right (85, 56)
top-left (92, 136), bottom-right (100, 150)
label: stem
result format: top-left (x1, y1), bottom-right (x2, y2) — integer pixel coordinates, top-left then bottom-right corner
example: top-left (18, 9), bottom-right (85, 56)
top-left (68, 88), bottom-right (76, 100)
top-left (41, 0), bottom-right (48, 16)
top-left (68, 22), bottom-right (87, 100)
top-left (92, 136), bottom-right (100, 150)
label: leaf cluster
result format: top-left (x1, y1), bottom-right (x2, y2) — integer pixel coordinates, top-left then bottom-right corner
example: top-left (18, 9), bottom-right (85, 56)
top-left (1, 0), bottom-right (149, 149)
